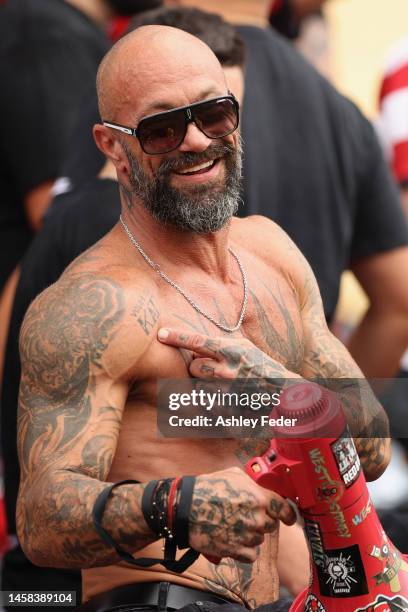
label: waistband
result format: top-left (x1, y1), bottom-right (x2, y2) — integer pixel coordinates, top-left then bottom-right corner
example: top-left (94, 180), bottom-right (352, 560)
top-left (78, 581), bottom-right (237, 612)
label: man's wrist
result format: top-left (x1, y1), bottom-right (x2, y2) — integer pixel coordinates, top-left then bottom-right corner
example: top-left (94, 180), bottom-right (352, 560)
top-left (142, 476), bottom-right (196, 549)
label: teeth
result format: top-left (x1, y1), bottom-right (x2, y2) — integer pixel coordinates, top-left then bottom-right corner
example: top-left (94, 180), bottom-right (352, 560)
top-left (178, 160), bottom-right (214, 174)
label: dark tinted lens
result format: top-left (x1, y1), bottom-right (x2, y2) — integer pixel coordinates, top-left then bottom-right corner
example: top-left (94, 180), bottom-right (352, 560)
top-left (193, 98), bottom-right (238, 139)
top-left (138, 110), bottom-right (186, 154)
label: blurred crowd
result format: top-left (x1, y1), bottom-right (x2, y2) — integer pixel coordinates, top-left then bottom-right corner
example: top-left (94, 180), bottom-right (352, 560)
top-left (0, 0), bottom-right (407, 608)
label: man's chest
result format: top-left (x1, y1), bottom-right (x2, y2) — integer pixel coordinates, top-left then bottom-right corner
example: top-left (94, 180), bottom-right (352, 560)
top-left (133, 271), bottom-right (305, 385)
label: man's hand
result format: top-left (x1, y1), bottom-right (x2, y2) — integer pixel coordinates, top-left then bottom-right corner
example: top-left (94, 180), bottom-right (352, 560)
top-left (189, 467), bottom-right (296, 563)
top-left (157, 327), bottom-right (296, 380)
top-left (157, 325), bottom-right (391, 481)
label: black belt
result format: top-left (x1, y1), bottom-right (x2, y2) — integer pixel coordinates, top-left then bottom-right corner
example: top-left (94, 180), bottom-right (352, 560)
top-left (78, 581), bottom-right (236, 612)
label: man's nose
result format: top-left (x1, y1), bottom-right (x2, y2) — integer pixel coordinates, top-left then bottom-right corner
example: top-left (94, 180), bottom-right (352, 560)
top-left (178, 121), bottom-right (213, 153)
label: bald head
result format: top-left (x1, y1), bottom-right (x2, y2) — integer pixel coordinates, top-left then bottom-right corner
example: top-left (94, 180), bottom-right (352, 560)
top-left (97, 25), bottom-right (227, 121)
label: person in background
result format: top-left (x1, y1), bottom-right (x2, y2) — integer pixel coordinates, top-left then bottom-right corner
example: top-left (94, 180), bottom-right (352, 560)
top-left (268, 0), bottom-right (327, 40)
top-left (0, 0), bottom-right (163, 383)
top-left (247, 0), bottom-right (333, 78)
top-left (376, 36), bottom-right (408, 406)
top-left (0, 0), bottom-right (109, 292)
top-left (377, 36), bottom-right (408, 216)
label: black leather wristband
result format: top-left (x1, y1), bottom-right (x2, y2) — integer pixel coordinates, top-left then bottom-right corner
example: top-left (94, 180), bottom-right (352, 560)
top-left (141, 479), bottom-right (158, 534)
top-left (92, 478), bottom-right (199, 573)
top-left (174, 475), bottom-right (196, 549)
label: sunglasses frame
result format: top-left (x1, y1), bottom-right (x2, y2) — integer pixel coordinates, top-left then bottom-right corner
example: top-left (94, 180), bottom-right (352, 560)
top-left (102, 92), bottom-right (239, 155)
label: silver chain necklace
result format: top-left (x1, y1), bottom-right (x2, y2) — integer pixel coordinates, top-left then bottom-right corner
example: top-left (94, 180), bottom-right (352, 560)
top-left (119, 215), bottom-right (248, 333)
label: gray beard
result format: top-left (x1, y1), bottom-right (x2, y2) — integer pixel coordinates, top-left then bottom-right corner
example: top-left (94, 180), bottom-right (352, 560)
top-left (122, 140), bottom-right (242, 233)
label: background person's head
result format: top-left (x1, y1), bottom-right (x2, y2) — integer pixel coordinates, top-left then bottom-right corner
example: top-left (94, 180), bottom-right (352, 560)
top-left (167, 0), bottom-right (270, 27)
top-left (94, 26), bottom-right (242, 233)
top-left (105, 0), bottom-right (163, 14)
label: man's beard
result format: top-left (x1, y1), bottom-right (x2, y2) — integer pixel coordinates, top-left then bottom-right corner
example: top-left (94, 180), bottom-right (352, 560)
top-left (122, 139), bottom-right (242, 233)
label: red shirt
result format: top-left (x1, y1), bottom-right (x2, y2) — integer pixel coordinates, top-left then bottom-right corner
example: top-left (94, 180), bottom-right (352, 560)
top-left (378, 37), bottom-right (408, 185)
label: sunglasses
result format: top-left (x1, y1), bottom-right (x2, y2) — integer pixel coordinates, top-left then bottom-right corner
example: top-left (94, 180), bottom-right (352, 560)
top-left (102, 93), bottom-right (239, 155)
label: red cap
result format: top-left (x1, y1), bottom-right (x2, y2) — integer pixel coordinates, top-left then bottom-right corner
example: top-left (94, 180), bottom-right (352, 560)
top-left (271, 383), bottom-right (346, 437)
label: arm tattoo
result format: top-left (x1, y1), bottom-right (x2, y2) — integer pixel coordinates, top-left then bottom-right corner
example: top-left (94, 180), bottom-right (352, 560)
top-left (300, 269), bottom-right (390, 478)
top-left (224, 268), bottom-right (389, 478)
top-left (18, 276), bottom-right (123, 468)
top-left (17, 274), bottom-right (155, 567)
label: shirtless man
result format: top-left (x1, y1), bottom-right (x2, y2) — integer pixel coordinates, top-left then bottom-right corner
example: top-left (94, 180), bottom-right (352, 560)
top-left (17, 25), bottom-right (390, 611)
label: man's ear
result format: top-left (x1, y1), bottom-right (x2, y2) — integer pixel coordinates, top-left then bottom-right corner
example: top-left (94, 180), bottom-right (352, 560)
top-left (93, 124), bottom-right (129, 175)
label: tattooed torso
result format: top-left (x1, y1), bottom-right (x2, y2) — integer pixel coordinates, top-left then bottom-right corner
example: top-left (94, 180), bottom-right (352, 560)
top-left (17, 216), bottom-right (389, 607)
top-left (74, 218), bottom-right (304, 606)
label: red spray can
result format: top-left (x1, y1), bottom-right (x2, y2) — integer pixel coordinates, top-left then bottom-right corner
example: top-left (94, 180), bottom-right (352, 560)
top-left (246, 383), bottom-right (408, 612)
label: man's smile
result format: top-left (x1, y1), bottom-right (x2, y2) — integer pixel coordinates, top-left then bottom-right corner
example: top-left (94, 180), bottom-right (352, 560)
top-left (171, 158), bottom-right (223, 183)
top-left (176, 159), bottom-right (216, 175)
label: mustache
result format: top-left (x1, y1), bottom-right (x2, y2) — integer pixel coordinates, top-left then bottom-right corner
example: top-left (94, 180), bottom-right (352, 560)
top-left (156, 142), bottom-right (238, 177)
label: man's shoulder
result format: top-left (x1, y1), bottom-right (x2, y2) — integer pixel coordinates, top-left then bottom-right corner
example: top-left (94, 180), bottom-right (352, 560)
top-left (233, 215), bottom-right (295, 252)
top-left (45, 241), bottom-right (158, 319)
top-left (232, 215), bottom-right (307, 275)
top-left (21, 246), bottom-right (160, 377)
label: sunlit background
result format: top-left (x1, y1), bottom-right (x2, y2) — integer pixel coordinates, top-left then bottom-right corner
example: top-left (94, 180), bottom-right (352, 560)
top-left (327, 0), bottom-right (408, 118)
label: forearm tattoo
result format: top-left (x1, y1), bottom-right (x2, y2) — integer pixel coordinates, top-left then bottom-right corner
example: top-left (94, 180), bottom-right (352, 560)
top-left (300, 272), bottom-right (390, 477)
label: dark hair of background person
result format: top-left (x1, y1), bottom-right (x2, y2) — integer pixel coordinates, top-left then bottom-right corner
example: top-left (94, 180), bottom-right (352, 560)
top-left (130, 6), bottom-right (246, 67)
top-left (269, 0), bottom-right (325, 39)
top-left (105, 0), bottom-right (162, 14)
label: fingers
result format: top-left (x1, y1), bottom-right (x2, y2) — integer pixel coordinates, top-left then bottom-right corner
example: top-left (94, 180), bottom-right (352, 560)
top-left (158, 328), bottom-right (222, 358)
top-left (265, 493), bottom-right (297, 526)
top-left (246, 531), bottom-right (265, 547)
top-left (232, 532), bottom-right (266, 563)
top-left (189, 357), bottom-right (218, 379)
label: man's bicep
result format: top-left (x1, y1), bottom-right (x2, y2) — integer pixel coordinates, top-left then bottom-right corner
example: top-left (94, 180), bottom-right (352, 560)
top-left (262, 223), bottom-right (356, 378)
top-left (18, 361), bottom-right (127, 489)
top-left (18, 374), bottom-right (126, 483)
top-left (17, 275), bottom-right (131, 483)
